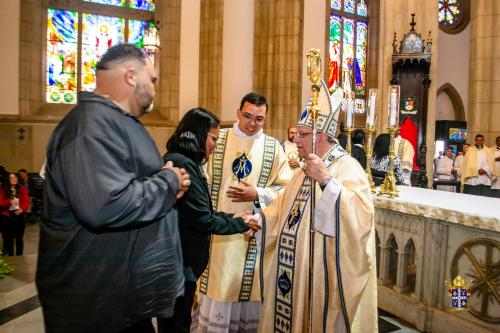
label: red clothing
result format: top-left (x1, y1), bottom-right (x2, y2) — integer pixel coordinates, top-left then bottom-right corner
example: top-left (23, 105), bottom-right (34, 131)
top-left (0, 185), bottom-right (30, 217)
top-left (399, 117), bottom-right (419, 169)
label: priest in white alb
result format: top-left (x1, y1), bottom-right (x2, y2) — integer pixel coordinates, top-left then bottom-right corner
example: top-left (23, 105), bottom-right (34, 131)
top-left (191, 92), bottom-right (292, 333)
top-left (248, 82), bottom-right (377, 333)
top-left (436, 147), bottom-right (456, 192)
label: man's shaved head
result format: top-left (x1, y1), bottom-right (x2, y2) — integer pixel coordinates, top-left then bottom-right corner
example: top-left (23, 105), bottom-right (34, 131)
top-left (94, 44), bottom-right (157, 118)
top-left (96, 44), bottom-right (147, 71)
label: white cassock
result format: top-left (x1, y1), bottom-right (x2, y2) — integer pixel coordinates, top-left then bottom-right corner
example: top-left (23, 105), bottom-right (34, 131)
top-left (436, 155), bottom-right (455, 192)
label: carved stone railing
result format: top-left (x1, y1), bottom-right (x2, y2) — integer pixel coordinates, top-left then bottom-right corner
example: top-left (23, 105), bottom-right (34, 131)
top-left (373, 187), bottom-right (499, 332)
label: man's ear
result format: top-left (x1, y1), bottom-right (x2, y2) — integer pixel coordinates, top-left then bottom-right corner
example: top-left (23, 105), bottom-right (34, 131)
top-left (124, 67), bottom-right (137, 88)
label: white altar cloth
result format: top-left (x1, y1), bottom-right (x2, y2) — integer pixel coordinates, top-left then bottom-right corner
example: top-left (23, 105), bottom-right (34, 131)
top-left (373, 186), bottom-right (500, 233)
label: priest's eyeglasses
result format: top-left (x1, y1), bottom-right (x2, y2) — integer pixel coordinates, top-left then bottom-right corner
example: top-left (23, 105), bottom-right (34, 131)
top-left (240, 111), bottom-right (265, 124)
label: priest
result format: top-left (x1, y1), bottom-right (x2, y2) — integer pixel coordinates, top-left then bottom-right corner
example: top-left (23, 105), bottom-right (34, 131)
top-left (251, 82), bottom-right (377, 333)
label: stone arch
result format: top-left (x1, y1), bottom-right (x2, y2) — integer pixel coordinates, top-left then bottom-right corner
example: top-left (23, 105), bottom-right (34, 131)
top-left (437, 83), bottom-right (465, 121)
top-left (404, 238), bottom-right (417, 293)
top-left (387, 233), bottom-right (399, 286)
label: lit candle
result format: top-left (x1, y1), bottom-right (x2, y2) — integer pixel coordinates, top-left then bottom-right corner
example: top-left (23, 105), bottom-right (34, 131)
top-left (367, 89), bottom-right (377, 127)
top-left (388, 86), bottom-right (400, 128)
top-left (346, 93), bottom-right (354, 128)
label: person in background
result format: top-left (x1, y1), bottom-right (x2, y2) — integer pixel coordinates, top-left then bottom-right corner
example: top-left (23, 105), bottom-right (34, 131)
top-left (436, 147), bottom-right (456, 192)
top-left (160, 108), bottom-right (260, 333)
top-left (433, 151), bottom-right (443, 179)
top-left (337, 132), bottom-right (347, 149)
top-left (393, 129), bottom-right (414, 185)
top-left (490, 136), bottom-right (500, 198)
top-left (0, 173), bottom-right (30, 256)
top-left (282, 126), bottom-right (301, 170)
top-left (461, 134), bottom-right (494, 197)
top-left (453, 143), bottom-right (470, 179)
top-left (18, 169), bottom-right (34, 223)
top-left (0, 166), bottom-right (7, 187)
top-left (370, 133), bottom-right (404, 187)
top-left (351, 129), bottom-right (367, 169)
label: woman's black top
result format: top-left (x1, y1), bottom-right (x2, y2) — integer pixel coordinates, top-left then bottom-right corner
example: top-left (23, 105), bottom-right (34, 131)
top-left (163, 153), bottom-right (249, 281)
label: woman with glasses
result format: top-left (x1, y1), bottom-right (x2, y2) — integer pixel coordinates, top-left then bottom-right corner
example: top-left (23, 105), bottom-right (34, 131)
top-left (160, 108), bottom-right (260, 333)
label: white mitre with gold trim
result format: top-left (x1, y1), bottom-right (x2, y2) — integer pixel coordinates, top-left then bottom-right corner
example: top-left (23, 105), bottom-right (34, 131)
top-left (298, 80), bottom-right (344, 139)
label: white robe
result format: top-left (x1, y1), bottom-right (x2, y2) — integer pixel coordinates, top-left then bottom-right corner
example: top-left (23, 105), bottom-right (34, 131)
top-left (436, 155), bottom-right (455, 192)
top-left (259, 144), bottom-right (377, 333)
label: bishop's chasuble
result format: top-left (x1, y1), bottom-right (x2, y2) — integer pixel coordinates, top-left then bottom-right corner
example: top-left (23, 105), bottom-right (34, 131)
top-left (259, 144), bottom-right (378, 333)
top-left (200, 126), bottom-right (291, 303)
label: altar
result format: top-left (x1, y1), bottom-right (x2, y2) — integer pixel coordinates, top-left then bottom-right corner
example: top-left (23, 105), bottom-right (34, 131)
top-left (373, 186), bottom-right (500, 332)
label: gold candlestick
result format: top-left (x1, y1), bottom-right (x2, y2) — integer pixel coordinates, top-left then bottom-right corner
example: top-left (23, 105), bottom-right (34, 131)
top-left (378, 127), bottom-right (399, 197)
top-left (365, 126), bottom-right (376, 192)
top-left (345, 127), bottom-right (354, 155)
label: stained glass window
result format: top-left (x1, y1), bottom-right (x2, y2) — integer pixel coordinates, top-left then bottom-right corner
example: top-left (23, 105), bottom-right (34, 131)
top-left (328, 0), bottom-right (369, 113)
top-left (439, 0), bottom-right (460, 25)
top-left (331, 0), bottom-right (341, 10)
top-left (47, 9), bottom-right (78, 104)
top-left (438, 0), bottom-right (469, 34)
top-left (344, 0), bottom-right (355, 14)
top-left (46, 0), bottom-right (155, 104)
top-left (81, 14), bottom-right (125, 91)
top-left (83, 0), bottom-right (125, 7)
top-left (129, 20), bottom-right (151, 48)
top-left (130, 0), bottom-right (155, 12)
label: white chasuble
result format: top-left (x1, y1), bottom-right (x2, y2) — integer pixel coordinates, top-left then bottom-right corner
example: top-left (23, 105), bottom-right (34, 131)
top-left (259, 145), bottom-right (377, 333)
top-left (200, 127), bottom-right (291, 303)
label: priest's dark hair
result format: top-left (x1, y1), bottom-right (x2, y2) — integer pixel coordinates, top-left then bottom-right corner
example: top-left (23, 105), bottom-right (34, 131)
top-left (373, 133), bottom-right (390, 159)
top-left (239, 92), bottom-right (268, 113)
top-left (167, 108), bottom-right (220, 165)
top-left (95, 44), bottom-right (147, 71)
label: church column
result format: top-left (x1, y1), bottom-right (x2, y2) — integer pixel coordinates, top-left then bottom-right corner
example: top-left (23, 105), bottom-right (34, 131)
top-left (156, 0), bottom-right (181, 123)
top-left (394, 249), bottom-right (408, 292)
top-left (468, 0), bottom-right (500, 144)
top-left (198, 0), bottom-right (224, 117)
top-left (253, 0), bottom-right (304, 140)
top-left (378, 244), bottom-right (391, 285)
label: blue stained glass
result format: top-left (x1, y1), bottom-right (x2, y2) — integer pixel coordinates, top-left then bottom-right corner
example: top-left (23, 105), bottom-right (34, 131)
top-left (130, 0), bottom-right (155, 12)
top-left (344, 0), bottom-right (355, 13)
top-left (129, 20), bottom-right (151, 48)
top-left (83, 0), bottom-right (125, 7)
top-left (331, 0), bottom-right (341, 10)
top-left (357, 0), bottom-right (368, 16)
top-left (355, 21), bottom-right (367, 96)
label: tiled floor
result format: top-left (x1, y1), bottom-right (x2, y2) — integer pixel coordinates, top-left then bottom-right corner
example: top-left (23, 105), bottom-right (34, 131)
top-left (0, 224), bottom-right (421, 333)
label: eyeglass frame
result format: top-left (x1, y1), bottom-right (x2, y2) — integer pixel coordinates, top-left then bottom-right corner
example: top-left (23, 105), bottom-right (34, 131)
top-left (238, 110), bottom-right (266, 124)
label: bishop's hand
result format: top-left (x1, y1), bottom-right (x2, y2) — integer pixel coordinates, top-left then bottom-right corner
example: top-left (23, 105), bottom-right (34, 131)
top-left (306, 154), bottom-right (330, 183)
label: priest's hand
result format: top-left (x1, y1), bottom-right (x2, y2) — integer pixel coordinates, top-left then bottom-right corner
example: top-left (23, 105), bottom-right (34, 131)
top-left (242, 213), bottom-right (262, 236)
top-left (227, 180), bottom-right (258, 202)
top-left (162, 161), bottom-right (191, 199)
top-left (306, 154), bottom-right (330, 183)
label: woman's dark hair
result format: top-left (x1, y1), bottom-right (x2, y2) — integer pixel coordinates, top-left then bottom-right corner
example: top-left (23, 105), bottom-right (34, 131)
top-left (167, 108), bottom-right (220, 164)
top-left (1, 173), bottom-right (21, 199)
top-left (373, 133), bottom-right (390, 159)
